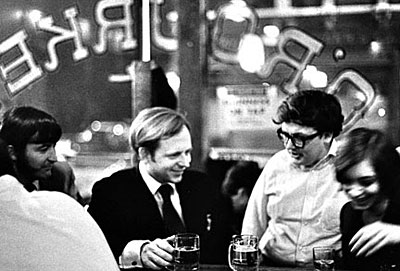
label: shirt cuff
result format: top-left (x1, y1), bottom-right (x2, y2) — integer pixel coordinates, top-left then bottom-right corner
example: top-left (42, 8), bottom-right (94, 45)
top-left (119, 240), bottom-right (150, 269)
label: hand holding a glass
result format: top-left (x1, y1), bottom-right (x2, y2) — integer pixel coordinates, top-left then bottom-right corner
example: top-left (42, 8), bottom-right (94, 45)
top-left (140, 236), bottom-right (176, 269)
top-left (140, 233), bottom-right (200, 271)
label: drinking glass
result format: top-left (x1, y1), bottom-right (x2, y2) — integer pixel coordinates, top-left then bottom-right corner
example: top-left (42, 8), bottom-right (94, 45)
top-left (313, 246), bottom-right (335, 271)
top-left (173, 233), bottom-right (200, 271)
top-left (228, 234), bottom-right (259, 271)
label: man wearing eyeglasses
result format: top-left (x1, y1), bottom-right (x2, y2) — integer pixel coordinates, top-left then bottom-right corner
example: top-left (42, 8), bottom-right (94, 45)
top-left (242, 90), bottom-right (349, 267)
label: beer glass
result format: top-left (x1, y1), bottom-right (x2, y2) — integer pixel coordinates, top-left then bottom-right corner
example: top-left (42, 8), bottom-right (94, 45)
top-left (228, 234), bottom-right (259, 271)
top-left (313, 247), bottom-right (335, 271)
top-left (173, 233), bottom-right (200, 271)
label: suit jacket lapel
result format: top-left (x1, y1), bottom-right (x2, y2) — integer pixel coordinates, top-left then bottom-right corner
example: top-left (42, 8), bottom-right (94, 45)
top-left (132, 168), bottom-right (165, 230)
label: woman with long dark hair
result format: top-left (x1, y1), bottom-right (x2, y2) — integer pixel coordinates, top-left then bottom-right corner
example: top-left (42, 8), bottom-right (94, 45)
top-left (335, 127), bottom-right (400, 270)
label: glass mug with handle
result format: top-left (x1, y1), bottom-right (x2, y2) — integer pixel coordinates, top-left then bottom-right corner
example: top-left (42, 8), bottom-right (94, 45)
top-left (228, 234), bottom-right (259, 271)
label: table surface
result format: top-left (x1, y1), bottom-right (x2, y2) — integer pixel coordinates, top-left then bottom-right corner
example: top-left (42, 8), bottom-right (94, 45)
top-left (200, 264), bottom-right (337, 271)
top-left (124, 264), bottom-right (347, 271)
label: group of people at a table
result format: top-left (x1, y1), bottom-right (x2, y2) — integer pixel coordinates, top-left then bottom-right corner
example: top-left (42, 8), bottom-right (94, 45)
top-left (0, 90), bottom-right (399, 271)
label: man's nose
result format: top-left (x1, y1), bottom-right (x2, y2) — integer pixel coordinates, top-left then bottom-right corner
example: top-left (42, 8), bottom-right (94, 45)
top-left (48, 147), bottom-right (58, 162)
top-left (284, 138), bottom-right (295, 149)
top-left (178, 153), bottom-right (191, 167)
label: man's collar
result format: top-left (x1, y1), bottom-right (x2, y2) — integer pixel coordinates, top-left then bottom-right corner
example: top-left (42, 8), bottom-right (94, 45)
top-left (328, 139), bottom-right (338, 157)
top-left (138, 161), bottom-right (177, 195)
top-left (294, 139), bottom-right (337, 171)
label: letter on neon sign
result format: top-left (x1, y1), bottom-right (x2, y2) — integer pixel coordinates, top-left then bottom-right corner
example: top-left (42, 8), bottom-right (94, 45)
top-left (0, 30), bottom-right (43, 96)
top-left (37, 7), bottom-right (89, 71)
top-left (93, 0), bottom-right (137, 54)
top-left (258, 28), bottom-right (324, 94)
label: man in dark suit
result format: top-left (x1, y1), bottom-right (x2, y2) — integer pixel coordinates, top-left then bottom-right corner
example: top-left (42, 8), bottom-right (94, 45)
top-left (88, 107), bottom-right (228, 270)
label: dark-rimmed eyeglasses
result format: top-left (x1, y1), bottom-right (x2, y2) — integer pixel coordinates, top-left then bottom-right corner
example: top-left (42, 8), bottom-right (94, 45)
top-left (276, 128), bottom-right (321, 149)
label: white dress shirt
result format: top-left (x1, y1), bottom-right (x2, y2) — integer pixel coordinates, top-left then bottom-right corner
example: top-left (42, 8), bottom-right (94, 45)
top-left (242, 142), bottom-right (349, 266)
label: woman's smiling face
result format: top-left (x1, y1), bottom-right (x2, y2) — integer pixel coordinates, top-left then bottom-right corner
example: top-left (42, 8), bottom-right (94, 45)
top-left (341, 159), bottom-right (382, 210)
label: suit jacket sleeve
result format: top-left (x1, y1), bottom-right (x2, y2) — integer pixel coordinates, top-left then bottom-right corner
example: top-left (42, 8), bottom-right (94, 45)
top-left (88, 176), bottom-right (128, 259)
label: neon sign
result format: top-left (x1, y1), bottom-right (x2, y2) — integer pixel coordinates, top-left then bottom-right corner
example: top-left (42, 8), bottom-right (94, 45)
top-left (0, 0), bottom-right (175, 97)
top-left (0, 0), bottom-right (376, 129)
top-left (211, 1), bottom-right (377, 132)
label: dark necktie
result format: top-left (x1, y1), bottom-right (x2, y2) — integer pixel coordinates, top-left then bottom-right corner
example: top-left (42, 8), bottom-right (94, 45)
top-left (158, 184), bottom-right (186, 235)
top-left (24, 182), bottom-right (38, 192)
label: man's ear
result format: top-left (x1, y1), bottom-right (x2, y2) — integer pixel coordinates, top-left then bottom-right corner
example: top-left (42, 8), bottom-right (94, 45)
top-left (322, 132), bottom-right (334, 144)
top-left (7, 145), bottom-right (17, 162)
top-left (138, 147), bottom-right (149, 161)
top-left (237, 187), bottom-right (247, 197)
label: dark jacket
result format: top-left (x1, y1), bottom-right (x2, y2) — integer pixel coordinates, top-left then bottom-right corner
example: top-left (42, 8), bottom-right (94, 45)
top-left (340, 202), bottom-right (400, 270)
top-left (88, 167), bottom-right (229, 264)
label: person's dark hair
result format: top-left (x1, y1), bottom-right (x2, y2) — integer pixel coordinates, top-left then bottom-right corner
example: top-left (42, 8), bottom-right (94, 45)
top-left (0, 106), bottom-right (62, 156)
top-left (151, 66), bottom-right (177, 110)
top-left (0, 138), bottom-right (16, 177)
top-left (335, 127), bottom-right (400, 200)
top-left (273, 90), bottom-right (344, 138)
top-left (221, 161), bottom-right (261, 196)
top-left (129, 107), bottom-right (190, 163)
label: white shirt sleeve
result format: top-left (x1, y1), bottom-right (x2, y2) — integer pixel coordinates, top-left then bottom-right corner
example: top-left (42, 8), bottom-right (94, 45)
top-left (241, 165), bottom-right (270, 238)
top-left (119, 240), bottom-right (150, 269)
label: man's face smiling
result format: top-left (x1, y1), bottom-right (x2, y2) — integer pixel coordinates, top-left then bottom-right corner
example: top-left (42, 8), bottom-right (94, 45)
top-left (144, 126), bottom-right (192, 184)
top-left (280, 122), bottom-right (331, 167)
top-left (20, 142), bottom-right (58, 181)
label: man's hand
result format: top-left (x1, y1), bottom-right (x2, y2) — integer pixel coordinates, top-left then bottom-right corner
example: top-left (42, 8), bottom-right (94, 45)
top-left (350, 221), bottom-right (400, 257)
top-left (141, 236), bottom-right (175, 270)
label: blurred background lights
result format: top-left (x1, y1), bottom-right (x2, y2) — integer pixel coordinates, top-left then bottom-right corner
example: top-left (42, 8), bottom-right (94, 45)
top-left (224, 0), bottom-right (251, 23)
top-left (79, 130), bottom-right (93, 143)
top-left (55, 139), bottom-right (77, 161)
top-left (112, 124), bottom-right (124, 136)
top-left (370, 41), bottom-right (382, 54)
top-left (27, 9), bottom-right (43, 25)
top-left (263, 25), bottom-right (280, 38)
top-left (333, 47), bottom-right (346, 62)
top-left (377, 107), bottom-right (386, 117)
top-left (206, 10), bottom-right (217, 21)
top-left (262, 25), bottom-right (280, 46)
top-left (310, 71), bottom-right (328, 88)
top-left (302, 65), bottom-right (328, 88)
top-left (91, 120), bottom-right (102, 132)
top-left (238, 33), bottom-right (265, 73)
top-left (15, 10), bottom-right (23, 20)
top-left (166, 11), bottom-right (179, 23)
top-left (354, 89), bottom-right (368, 103)
top-left (216, 86), bottom-right (229, 99)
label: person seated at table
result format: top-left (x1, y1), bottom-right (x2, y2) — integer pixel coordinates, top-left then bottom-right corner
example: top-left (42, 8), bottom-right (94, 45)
top-left (335, 127), bottom-right (400, 270)
top-left (221, 161), bottom-right (261, 235)
top-left (88, 107), bottom-right (228, 270)
top-left (242, 90), bottom-right (349, 267)
top-left (0, 137), bottom-right (119, 270)
top-left (0, 106), bottom-right (84, 204)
